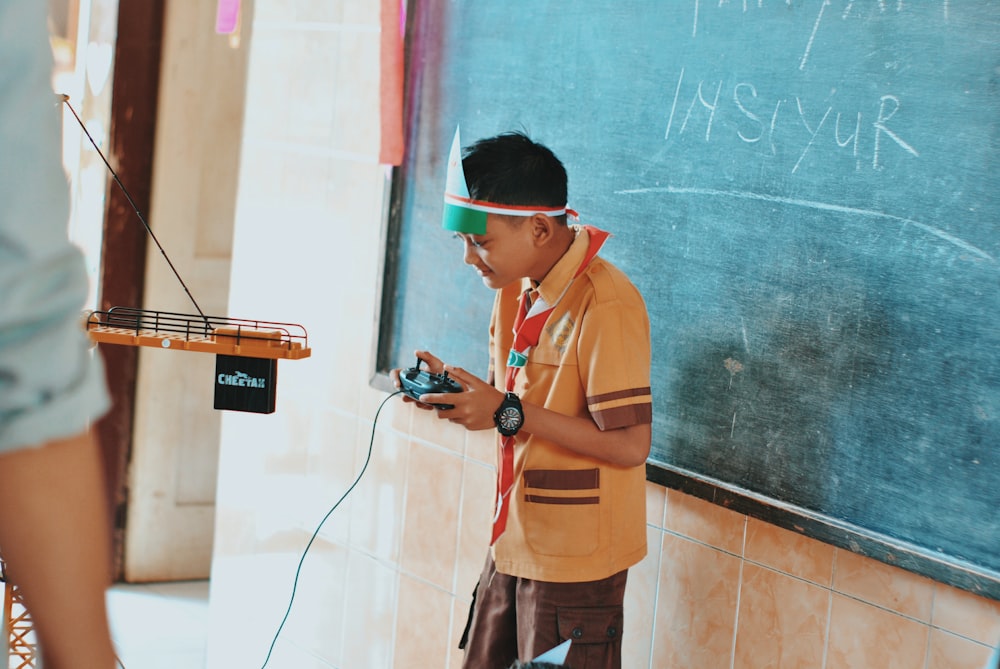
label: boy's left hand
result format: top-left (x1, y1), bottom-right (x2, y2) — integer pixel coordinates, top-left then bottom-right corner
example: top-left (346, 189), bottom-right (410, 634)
top-left (423, 366), bottom-right (505, 431)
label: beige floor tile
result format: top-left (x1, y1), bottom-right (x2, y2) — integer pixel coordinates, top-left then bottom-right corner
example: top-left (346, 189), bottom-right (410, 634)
top-left (927, 628), bottom-right (996, 669)
top-left (400, 441), bottom-right (464, 590)
top-left (665, 489), bottom-right (746, 555)
top-left (826, 593), bottom-right (928, 669)
top-left (341, 553), bottom-right (398, 669)
top-left (108, 580), bottom-right (209, 669)
top-left (395, 575), bottom-right (453, 668)
top-left (652, 533), bottom-right (740, 668)
top-left (932, 582), bottom-right (1000, 645)
top-left (833, 548), bottom-right (935, 621)
top-left (623, 526), bottom-right (663, 668)
top-left (734, 564), bottom-right (828, 669)
top-left (745, 518), bottom-right (835, 586)
top-left (646, 480), bottom-right (666, 528)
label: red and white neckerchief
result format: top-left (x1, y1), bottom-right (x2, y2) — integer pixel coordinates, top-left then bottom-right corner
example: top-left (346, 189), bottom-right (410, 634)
top-left (490, 225), bottom-right (610, 545)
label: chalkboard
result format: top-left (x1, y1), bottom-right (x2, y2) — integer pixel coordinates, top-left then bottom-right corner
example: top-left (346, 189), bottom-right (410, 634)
top-left (375, 1), bottom-right (999, 599)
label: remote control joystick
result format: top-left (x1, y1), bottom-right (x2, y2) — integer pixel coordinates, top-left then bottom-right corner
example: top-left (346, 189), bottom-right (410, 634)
top-left (398, 358), bottom-right (463, 409)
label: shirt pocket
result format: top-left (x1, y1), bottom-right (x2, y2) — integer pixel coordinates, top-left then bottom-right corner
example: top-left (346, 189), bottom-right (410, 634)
top-left (522, 468), bottom-right (601, 557)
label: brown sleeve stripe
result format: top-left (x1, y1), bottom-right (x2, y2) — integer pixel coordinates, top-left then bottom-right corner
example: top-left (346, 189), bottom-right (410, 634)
top-left (592, 403), bottom-right (653, 431)
top-left (525, 494), bottom-right (600, 506)
top-left (523, 468), bottom-right (600, 491)
top-left (587, 387), bottom-right (652, 405)
top-left (588, 387), bottom-right (653, 430)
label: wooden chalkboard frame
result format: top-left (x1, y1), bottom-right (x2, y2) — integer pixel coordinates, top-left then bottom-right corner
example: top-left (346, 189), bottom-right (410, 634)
top-left (372, 0), bottom-right (1000, 602)
top-left (645, 465), bottom-right (999, 600)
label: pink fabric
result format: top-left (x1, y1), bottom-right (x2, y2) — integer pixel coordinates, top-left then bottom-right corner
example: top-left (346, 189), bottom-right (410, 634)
top-left (379, 0), bottom-right (405, 165)
top-left (215, 0), bottom-right (239, 34)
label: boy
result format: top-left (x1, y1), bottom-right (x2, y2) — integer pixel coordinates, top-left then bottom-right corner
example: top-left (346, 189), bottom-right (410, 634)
top-left (396, 129), bottom-right (652, 669)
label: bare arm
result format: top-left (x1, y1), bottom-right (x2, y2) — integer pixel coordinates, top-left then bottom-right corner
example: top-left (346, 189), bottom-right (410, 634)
top-left (420, 363), bottom-right (651, 468)
top-left (519, 402), bottom-right (650, 467)
top-left (0, 430), bottom-right (117, 669)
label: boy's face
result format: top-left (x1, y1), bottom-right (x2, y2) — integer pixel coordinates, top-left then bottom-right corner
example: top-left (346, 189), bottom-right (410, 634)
top-left (456, 214), bottom-right (537, 290)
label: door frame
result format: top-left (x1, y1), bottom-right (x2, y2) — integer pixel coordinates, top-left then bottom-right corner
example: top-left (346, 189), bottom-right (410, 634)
top-left (95, 0), bottom-right (165, 581)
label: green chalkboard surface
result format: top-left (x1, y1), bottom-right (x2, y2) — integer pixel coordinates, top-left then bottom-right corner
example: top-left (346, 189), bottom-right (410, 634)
top-left (376, 1), bottom-right (999, 598)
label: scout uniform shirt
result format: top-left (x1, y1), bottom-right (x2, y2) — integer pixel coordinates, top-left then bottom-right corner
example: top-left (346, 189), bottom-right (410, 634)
top-left (489, 226), bottom-right (653, 583)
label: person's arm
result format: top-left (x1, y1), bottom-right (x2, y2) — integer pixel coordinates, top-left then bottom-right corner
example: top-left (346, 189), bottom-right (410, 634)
top-left (423, 366), bottom-right (651, 467)
top-left (0, 430), bottom-right (117, 669)
top-left (0, 2), bottom-right (117, 667)
top-left (520, 400), bottom-right (650, 466)
top-left (423, 281), bottom-right (653, 467)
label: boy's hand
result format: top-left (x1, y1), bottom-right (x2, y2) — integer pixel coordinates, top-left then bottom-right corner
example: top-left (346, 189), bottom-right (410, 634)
top-left (391, 349), bottom-right (449, 410)
top-left (411, 349), bottom-right (445, 374)
top-left (426, 365), bottom-right (505, 431)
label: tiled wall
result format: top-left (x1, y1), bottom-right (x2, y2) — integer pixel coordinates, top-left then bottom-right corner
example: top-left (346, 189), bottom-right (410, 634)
top-left (205, 2), bottom-right (1000, 667)
top-left (635, 487), bottom-right (999, 668)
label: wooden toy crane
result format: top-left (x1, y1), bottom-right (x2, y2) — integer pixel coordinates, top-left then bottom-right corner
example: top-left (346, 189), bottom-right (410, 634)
top-left (64, 96), bottom-right (310, 414)
top-left (84, 308), bottom-right (310, 360)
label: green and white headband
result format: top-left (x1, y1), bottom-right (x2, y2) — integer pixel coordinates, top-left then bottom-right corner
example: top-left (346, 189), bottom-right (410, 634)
top-left (441, 127), bottom-right (575, 235)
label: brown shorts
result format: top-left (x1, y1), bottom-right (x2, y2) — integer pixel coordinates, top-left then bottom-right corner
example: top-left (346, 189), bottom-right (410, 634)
top-left (460, 553), bottom-right (628, 669)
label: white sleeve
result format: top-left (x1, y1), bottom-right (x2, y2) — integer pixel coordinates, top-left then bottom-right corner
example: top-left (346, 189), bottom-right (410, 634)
top-left (0, 0), bottom-right (109, 452)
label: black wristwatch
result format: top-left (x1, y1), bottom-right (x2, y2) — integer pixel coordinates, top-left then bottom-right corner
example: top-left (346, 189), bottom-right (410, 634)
top-left (494, 392), bottom-right (524, 437)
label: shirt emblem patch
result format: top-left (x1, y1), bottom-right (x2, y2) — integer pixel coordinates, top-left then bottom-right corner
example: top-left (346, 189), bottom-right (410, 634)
top-left (546, 313), bottom-right (576, 355)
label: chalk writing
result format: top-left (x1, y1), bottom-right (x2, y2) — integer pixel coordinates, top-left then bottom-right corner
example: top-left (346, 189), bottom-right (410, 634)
top-left (614, 186), bottom-right (995, 262)
top-left (664, 69), bottom-right (919, 173)
top-left (800, 0), bottom-right (833, 71)
top-left (690, 0), bottom-right (954, 69)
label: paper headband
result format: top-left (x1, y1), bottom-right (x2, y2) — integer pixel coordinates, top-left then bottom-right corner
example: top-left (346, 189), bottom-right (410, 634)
top-left (442, 127), bottom-right (574, 235)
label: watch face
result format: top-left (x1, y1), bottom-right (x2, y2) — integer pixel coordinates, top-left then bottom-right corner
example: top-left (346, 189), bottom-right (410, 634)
top-left (498, 406), bottom-right (522, 433)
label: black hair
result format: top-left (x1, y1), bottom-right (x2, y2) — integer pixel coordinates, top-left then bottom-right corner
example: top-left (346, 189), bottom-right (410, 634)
top-left (461, 131), bottom-right (568, 215)
top-left (507, 662), bottom-right (568, 669)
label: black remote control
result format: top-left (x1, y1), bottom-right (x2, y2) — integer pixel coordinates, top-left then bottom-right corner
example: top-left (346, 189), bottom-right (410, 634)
top-left (398, 359), bottom-right (463, 409)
